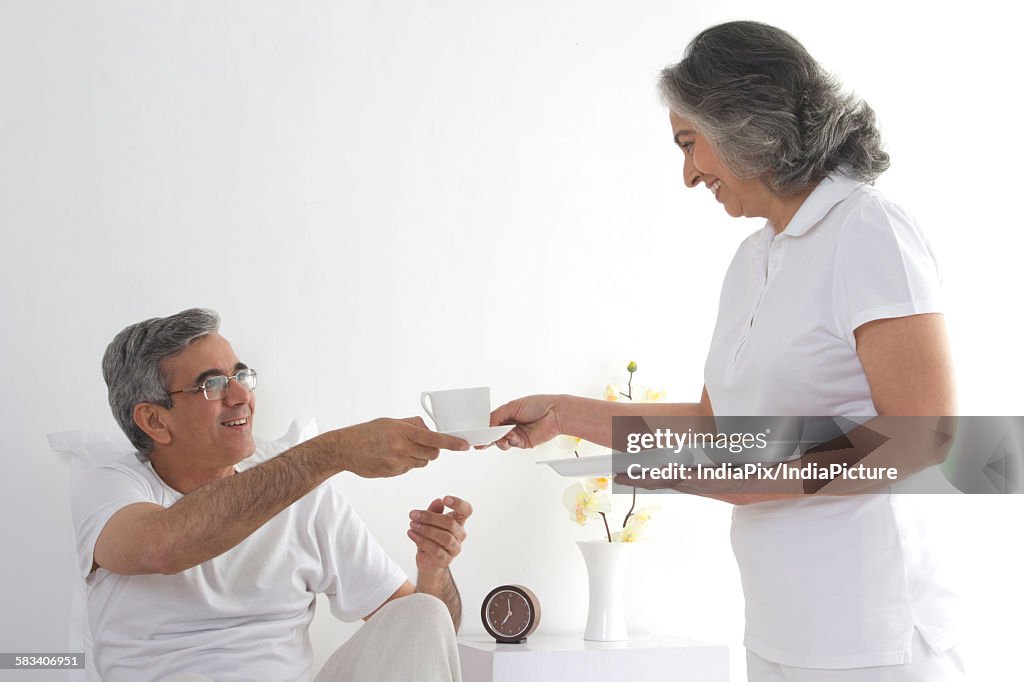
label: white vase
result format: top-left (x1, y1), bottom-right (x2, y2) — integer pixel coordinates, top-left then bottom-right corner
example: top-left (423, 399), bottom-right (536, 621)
top-left (576, 540), bottom-right (633, 641)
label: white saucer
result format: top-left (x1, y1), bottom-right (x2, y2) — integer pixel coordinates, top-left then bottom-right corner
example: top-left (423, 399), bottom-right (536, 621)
top-left (441, 424), bottom-right (516, 448)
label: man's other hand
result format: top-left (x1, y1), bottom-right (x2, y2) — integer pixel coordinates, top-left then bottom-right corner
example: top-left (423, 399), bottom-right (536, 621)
top-left (408, 496), bottom-right (472, 577)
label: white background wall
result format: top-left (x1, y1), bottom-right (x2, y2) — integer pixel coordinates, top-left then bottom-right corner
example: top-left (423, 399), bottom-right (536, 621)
top-left (1, 1), bottom-right (1021, 680)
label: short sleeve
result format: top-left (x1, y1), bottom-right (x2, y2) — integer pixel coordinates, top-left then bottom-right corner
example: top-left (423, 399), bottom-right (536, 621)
top-left (832, 196), bottom-right (943, 347)
top-left (70, 462), bottom-right (155, 580)
top-left (311, 484), bottom-right (408, 622)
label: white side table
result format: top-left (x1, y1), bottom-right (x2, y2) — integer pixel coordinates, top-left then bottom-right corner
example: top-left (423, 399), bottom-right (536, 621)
top-left (458, 633), bottom-right (729, 682)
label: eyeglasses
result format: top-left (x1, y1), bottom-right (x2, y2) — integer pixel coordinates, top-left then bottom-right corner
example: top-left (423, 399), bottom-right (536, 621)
top-left (168, 368), bottom-right (258, 401)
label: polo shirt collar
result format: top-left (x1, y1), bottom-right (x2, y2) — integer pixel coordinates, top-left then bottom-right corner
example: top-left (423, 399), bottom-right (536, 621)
top-left (770, 173), bottom-right (862, 239)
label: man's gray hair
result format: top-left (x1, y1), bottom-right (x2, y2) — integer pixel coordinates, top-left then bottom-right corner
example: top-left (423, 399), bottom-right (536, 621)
top-left (102, 308), bottom-right (221, 458)
top-left (658, 20), bottom-right (890, 197)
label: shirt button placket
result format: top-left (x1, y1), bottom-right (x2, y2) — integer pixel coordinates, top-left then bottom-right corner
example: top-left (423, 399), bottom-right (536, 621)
top-left (734, 237), bottom-right (782, 364)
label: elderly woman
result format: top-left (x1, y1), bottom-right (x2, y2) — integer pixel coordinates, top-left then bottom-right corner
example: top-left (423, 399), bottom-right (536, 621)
top-left (491, 20), bottom-right (964, 681)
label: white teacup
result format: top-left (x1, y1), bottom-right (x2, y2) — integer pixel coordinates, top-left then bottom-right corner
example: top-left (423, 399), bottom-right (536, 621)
top-left (420, 387), bottom-right (490, 432)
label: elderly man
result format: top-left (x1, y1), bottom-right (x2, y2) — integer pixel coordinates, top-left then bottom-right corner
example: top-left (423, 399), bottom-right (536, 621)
top-left (71, 308), bottom-right (472, 682)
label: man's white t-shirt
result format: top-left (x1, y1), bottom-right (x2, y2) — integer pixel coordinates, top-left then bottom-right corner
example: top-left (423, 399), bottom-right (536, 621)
top-left (70, 449), bottom-right (407, 682)
top-left (704, 174), bottom-right (958, 668)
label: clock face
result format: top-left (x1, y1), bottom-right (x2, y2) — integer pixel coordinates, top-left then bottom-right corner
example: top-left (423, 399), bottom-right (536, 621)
top-left (481, 584), bottom-right (541, 643)
top-left (484, 588), bottom-right (534, 640)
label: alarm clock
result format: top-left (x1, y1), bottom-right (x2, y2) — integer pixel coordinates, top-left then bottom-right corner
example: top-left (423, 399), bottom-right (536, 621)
top-left (481, 584), bottom-right (541, 643)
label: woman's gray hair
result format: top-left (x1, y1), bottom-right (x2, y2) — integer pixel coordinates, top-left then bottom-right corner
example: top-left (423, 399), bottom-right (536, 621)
top-left (102, 308), bottom-right (220, 458)
top-left (658, 20), bottom-right (890, 196)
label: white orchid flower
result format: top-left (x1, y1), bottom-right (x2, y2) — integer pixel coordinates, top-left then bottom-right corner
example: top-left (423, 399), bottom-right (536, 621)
top-left (562, 481), bottom-right (611, 525)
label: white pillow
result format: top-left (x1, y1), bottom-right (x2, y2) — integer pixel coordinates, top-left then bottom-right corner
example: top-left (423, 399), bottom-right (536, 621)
top-left (49, 416), bottom-right (319, 483)
top-left (47, 417), bottom-right (319, 679)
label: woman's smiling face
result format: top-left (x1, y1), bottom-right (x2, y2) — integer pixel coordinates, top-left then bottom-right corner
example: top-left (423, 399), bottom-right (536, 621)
top-left (669, 111), bottom-right (769, 220)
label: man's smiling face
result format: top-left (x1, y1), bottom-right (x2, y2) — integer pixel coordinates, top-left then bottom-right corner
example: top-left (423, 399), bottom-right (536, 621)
top-left (159, 333), bottom-right (257, 469)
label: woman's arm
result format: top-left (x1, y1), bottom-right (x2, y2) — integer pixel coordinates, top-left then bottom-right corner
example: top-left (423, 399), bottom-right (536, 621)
top-left (660, 313), bottom-right (957, 504)
top-left (494, 314), bottom-right (956, 506)
top-left (855, 313), bottom-right (956, 416)
top-left (491, 386), bottom-right (714, 451)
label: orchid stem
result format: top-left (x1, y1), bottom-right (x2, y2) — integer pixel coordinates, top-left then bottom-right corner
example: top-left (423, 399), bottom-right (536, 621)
top-left (598, 512), bottom-right (612, 543)
top-left (622, 487), bottom-right (637, 528)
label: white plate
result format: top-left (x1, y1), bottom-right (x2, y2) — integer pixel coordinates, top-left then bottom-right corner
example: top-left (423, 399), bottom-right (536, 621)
top-left (441, 424), bottom-right (515, 447)
top-left (539, 448), bottom-right (718, 478)
top-left (537, 450), bottom-right (706, 478)
top-left (538, 442), bottom-right (805, 478)
top-left (538, 453), bottom-right (617, 477)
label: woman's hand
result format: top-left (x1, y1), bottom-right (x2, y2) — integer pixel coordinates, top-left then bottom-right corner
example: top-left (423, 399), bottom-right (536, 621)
top-left (489, 395), bottom-right (565, 450)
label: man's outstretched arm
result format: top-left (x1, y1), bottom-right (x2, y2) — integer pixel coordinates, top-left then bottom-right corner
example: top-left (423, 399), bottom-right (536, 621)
top-left (92, 419), bottom-right (469, 576)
